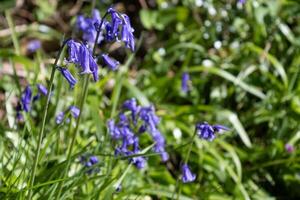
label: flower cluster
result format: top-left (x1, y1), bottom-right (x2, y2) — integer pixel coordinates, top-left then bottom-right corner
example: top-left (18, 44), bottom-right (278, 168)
top-left (103, 8), bottom-right (135, 52)
top-left (97, 7), bottom-right (135, 71)
top-left (58, 39), bottom-right (99, 88)
top-left (56, 105), bottom-right (80, 124)
top-left (107, 98), bottom-right (168, 169)
top-left (17, 84), bottom-right (48, 120)
top-left (76, 9), bottom-right (103, 45)
top-left (196, 122), bottom-right (229, 141)
top-left (58, 7), bottom-right (135, 87)
top-left (79, 155), bottom-right (99, 174)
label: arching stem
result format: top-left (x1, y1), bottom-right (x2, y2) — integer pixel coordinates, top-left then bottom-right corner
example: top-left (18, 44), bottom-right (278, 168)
top-left (27, 38), bottom-right (71, 200)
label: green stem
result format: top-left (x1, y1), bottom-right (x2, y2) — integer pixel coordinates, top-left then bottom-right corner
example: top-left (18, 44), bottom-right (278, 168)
top-left (175, 129), bottom-right (197, 200)
top-left (184, 130), bottom-right (197, 164)
top-left (54, 10), bottom-right (107, 199)
top-left (54, 10), bottom-right (108, 200)
top-left (27, 39), bottom-right (69, 199)
top-left (55, 8), bottom-right (111, 199)
top-left (55, 75), bottom-right (90, 199)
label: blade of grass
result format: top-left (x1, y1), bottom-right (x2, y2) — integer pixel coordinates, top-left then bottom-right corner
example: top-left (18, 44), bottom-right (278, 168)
top-left (188, 66), bottom-right (266, 99)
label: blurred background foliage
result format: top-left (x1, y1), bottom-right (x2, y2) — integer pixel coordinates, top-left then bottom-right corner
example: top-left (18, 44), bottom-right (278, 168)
top-left (0, 0), bottom-right (300, 199)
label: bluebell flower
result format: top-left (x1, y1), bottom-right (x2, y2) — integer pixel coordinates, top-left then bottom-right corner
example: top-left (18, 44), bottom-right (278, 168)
top-left (69, 106), bottom-right (80, 118)
top-left (89, 156), bottom-right (99, 165)
top-left (122, 98), bottom-right (139, 113)
top-left (115, 146), bottom-right (128, 156)
top-left (78, 45), bottom-right (93, 74)
top-left (196, 122), bottom-right (229, 141)
top-left (102, 54), bottom-right (120, 71)
top-left (138, 124), bottom-right (147, 134)
top-left (121, 14), bottom-right (135, 52)
top-left (107, 120), bottom-right (122, 139)
top-left (37, 84), bottom-right (48, 96)
top-left (106, 8), bottom-right (122, 41)
top-left (181, 72), bottom-right (190, 93)
top-left (212, 124), bottom-right (230, 133)
top-left (139, 106), bottom-right (160, 132)
top-left (57, 67), bottom-right (77, 88)
top-left (100, 7), bottom-right (135, 51)
top-left (238, 0), bottom-right (246, 4)
top-left (79, 155), bottom-right (99, 174)
top-left (181, 163), bottom-right (196, 183)
top-left (122, 98), bottom-right (139, 124)
top-left (56, 111), bottom-right (65, 124)
top-left (108, 99), bottom-right (169, 165)
top-left (76, 9), bottom-right (103, 44)
top-left (137, 104), bottom-right (168, 162)
top-left (120, 113), bottom-right (129, 124)
top-left (33, 83), bottom-right (47, 101)
top-left (132, 136), bottom-right (140, 152)
top-left (67, 39), bottom-right (81, 63)
top-left (130, 154), bottom-right (146, 169)
top-left (27, 40), bottom-right (41, 53)
top-left (21, 86), bottom-right (32, 112)
top-left (285, 144), bottom-right (294, 153)
top-left (108, 117), bottom-right (144, 168)
top-left (66, 40), bottom-right (98, 81)
top-left (90, 55), bottom-right (99, 81)
top-left (104, 21), bottom-right (114, 42)
top-left (120, 126), bottom-right (135, 146)
top-left (152, 130), bottom-right (169, 162)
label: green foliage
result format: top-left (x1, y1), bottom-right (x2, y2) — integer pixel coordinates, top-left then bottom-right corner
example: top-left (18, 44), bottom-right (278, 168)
top-left (0, 0), bottom-right (300, 199)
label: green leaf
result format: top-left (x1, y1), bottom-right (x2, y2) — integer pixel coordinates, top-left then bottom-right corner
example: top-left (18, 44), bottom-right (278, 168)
top-left (189, 66), bottom-right (266, 99)
top-left (220, 111), bottom-right (252, 148)
top-left (246, 43), bottom-right (288, 88)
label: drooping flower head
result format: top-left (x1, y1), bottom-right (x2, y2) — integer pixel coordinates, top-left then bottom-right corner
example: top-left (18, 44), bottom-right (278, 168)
top-left (102, 54), bottom-right (120, 71)
top-left (181, 72), bottom-right (190, 93)
top-left (121, 14), bottom-right (135, 52)
top-left (37, 84), bottom-right (48, 96)
top-left (181, 164), bottom-right (196, 183)
top-left (56, 111), bottom-right (65, 125)
top-left (57, 67), bottom-right (77, 88)
top-left (55, 105), bottom-right (80, 124)
top-left (21, 86), bottom-right (32, 112)
top-left (196, 122), bottom-right (229, 141)
top-left (101, 7), bottom-right (135, 51)
top-left (122, 98), bottom-right (139, 124)
top-left (105, 8), bottom-right (122, 41)
top-left (130, 154), bottom-right (146, 169)
top-left (69, 106), bottom-right (80, 118)
top-left (79, 155), bottom-right (99, 174)
top-left (66, 40), bottom-right (99, 81)
top-left (27, 40), bottom-right (41, 53)
top-left (17, 83), bottom-right (49, 119)
top-left (89, 155), bottom-right (99, 165)
top-left (107, 119), bottom-right (122, 139)
top-left (76, 9), bottom-right (103, 44)
top-left (33, 83), bottom-right (48, 101)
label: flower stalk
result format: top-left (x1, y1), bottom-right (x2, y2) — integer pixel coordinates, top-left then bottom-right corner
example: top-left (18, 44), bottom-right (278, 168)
top-left (55, 11), bottom-right (110, 199)
top-left (27, 38), bottom-right (71, 200)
